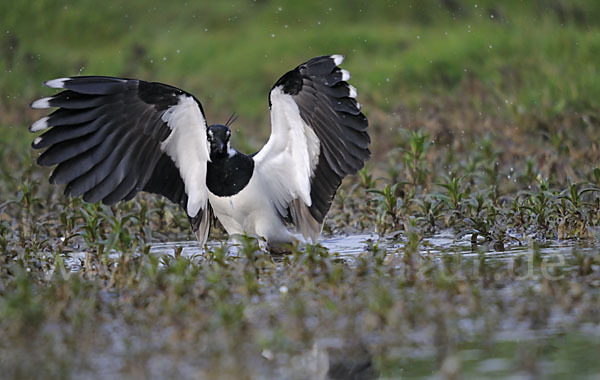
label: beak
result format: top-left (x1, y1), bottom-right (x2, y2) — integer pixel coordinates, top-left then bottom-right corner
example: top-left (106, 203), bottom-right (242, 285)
top-left (216, 140), bottom-right (227, 155)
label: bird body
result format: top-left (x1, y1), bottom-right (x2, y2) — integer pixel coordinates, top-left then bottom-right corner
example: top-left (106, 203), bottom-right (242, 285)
top-left (208, 162), bottom-right (295, 245)
top-left (30, 55), bottom-right (370, 249)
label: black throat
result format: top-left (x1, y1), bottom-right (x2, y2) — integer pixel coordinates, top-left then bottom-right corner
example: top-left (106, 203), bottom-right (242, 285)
top-left (206, 151), bottom-right (254, 197)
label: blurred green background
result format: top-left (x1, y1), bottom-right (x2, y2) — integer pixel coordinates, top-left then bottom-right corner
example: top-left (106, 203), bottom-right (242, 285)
top-left (2, 0), bottom-right (599, 155)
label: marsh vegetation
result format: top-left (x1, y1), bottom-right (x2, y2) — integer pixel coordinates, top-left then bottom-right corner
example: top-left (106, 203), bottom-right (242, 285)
top-left (2, 0), bottom-right (600, 378)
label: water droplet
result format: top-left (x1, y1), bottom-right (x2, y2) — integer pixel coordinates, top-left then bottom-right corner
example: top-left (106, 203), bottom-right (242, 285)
top-left (416, 35), bottom-right (420, 39)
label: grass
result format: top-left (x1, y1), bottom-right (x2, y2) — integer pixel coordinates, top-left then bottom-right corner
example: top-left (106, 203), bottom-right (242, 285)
top-left (2, 0), bottom-right (600, 378)
top-left (2, 1), bottom-right (600, 143)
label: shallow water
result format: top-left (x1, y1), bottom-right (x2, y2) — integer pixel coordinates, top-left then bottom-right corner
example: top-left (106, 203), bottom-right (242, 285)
top-left (63, 230), bottom-right (589, 271)
top-left (145, 230), bottom-right (588, 262)
top-left (57, 232), bottom-right (600, 379)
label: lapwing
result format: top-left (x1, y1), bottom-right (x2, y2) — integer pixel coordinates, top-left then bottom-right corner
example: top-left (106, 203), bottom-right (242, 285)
top-left (30, 55), bottom-right (370, 249)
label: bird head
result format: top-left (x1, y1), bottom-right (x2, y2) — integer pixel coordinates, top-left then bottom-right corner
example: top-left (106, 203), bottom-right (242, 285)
top-left (207, 124), bottom-right (231, 159)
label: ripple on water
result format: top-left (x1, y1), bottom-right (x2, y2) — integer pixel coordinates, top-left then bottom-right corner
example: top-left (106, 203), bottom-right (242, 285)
top-left (61, 230), bottom-right (591, 272)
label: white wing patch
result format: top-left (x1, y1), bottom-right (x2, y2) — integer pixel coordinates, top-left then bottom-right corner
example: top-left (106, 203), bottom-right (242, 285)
top-left (30, 97), bottom-right (52, 109)
top-left (331, 54), bottom-right (345, 66)
top-left (348, 85), bottom-right (357, 98)
top-left (254, 86), bottom-right (320, 217)
top-left (30, 116), bottom-right (50, 132)
top-left (340, 69), bottom-right (351, 81)
top-left (44, 78), bottom-right (69, 89)
top-left (160, 95), bottom-right (210, 216)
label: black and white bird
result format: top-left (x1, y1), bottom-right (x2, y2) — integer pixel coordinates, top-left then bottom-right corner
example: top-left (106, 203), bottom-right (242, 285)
top-left (30, 55), bottom-right (370, 249)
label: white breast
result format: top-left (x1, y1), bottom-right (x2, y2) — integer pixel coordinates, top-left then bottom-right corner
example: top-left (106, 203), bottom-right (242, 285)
top-left (207, 171), bottom-right (294, 245)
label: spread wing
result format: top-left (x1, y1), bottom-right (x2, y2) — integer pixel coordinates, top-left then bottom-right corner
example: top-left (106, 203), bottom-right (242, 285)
top-left (253, 55), bottom-right (370, 241)
top-left (30, 76), bottom-right (212, 245)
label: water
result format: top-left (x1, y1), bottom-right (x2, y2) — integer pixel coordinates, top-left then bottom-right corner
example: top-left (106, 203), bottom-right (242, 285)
top-left (57, 232), bottom-right (600, 379)
top-left (64, 230), bottom-right (588, 271)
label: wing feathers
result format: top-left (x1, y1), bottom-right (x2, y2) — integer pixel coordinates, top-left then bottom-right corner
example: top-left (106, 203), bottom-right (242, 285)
top-left (332, 97), bottom-right (362, 115)
top-left (30, 76), bottom-right (210, 224)
top-left (301, 56), bottom-right (338, 76)
top-left (55, 127), bottom-right (128, 189)
top-left (188, 205), bottom-right (212, 247)
top-left (33, 91), bottom-right (122, 110)
top-left (38, 118), bottom-right (118, 166)
top-left (44, 104), bottom-right (113, 127)
top-left (48, 76), bottom-right (130, 95)
top-left (142, 153), bottom-right (188, 209)
top-left (32, 115), bottom-right (110, 149)
top-left (78, 133), bottom-right (140, 202)
top-left (258, 55), bottom-right (370, 239)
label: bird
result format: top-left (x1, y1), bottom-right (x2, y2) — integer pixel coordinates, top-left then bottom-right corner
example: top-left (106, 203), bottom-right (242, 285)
top-left (29, 55), bottom-right (370, 250)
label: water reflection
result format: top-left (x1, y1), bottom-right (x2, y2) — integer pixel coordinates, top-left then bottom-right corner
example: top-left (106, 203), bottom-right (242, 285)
top-left (325, 342), bottom-right (378, 380)
top-left (292, 339), bottom-right (378, 380)
top-left (63, 230), bottom-right (588, 272)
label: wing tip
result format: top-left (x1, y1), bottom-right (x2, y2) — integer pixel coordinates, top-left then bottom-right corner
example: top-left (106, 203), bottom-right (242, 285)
top-left (30, 116), bottom-right (49, 132)
top-left (331, 54), bottom-right (344, 66)
top-left (348, 85), bottom-right (358, 99)
top-left (340, 69), bottom-right (351, 81)
top-left (30, 97), bottom-right (52, 109)
top-left (44, 78), bottom-right (69, 89)
top-left (32, 136), bottom-right (43, 148)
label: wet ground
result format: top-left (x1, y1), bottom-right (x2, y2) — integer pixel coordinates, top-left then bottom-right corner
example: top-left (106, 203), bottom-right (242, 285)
top-left (65, 230), bottom-right (590, 272)
top-left (51, 232), bottom-right (600, 379)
